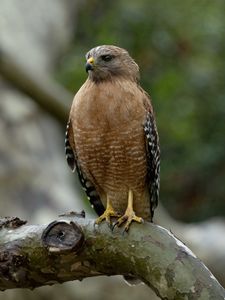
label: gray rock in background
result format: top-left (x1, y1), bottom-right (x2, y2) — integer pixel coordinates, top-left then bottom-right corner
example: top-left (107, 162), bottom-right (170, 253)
top-left (0, 1), bottom-right (158, 299)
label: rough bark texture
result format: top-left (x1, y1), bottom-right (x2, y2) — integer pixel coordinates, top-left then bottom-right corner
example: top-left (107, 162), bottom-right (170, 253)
top-left (0, 215), bottom-right (224, 300)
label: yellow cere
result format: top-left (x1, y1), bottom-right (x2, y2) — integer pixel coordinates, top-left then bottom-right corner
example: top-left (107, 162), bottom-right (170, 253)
top-left (87, 57), bottom-right (94, 64)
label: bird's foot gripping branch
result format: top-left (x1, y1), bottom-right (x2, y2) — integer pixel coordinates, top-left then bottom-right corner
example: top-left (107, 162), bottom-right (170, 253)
top-left (0, 213), bottom-right (224, 300)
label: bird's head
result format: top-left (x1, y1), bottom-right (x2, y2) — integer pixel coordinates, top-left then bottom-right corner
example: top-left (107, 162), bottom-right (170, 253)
top-left (85, 45), bottom-right (140, 83)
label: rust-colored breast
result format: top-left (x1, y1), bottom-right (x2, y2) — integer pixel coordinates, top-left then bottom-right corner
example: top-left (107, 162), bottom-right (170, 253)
top-left (70, 79), bottom-right (152, 219)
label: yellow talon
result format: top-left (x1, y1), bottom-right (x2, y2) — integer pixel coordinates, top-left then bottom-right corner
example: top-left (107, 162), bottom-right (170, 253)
top-left (95, 196), bottom-right (120, 227)
top-left (113, 190), bottom-right (143, 231)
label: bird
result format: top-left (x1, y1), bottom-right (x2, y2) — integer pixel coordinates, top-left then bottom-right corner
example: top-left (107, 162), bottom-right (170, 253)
top-left (65, 45), bottom-right (160, 232)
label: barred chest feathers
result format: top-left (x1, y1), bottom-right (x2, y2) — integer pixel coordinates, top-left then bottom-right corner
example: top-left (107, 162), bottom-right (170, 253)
top-left (70, 78), bottom-right (151, 219)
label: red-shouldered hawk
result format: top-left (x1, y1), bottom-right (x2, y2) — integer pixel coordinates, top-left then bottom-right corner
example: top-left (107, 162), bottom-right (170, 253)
top-left (65, 45), bottom-right (160, 231)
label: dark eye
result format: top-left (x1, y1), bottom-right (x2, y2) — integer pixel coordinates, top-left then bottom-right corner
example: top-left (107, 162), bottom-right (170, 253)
top-left (101, 55), bottom-right (114, 62)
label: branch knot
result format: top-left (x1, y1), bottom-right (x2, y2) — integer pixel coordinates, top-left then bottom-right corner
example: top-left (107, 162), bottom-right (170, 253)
top-left (42, 220), bottom-right (84, 254)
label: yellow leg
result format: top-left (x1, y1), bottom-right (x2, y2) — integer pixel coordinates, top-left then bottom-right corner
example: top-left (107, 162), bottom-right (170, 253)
top-left (113, 190), bottom-right (143, 231)
top-left (95, 196), bottom-right (121, 227)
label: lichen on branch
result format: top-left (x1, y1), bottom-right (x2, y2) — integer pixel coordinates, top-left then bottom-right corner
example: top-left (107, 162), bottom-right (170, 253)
top-left (0, 213), bottom-right (224, 300)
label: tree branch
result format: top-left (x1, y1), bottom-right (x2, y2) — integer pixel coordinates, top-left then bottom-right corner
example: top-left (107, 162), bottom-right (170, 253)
top-left (0, 215), bottom-right (224, 300)
top-left (0, 47), bottom-right (71, 123)
top-left (156, 205), bottom-right (225, 287)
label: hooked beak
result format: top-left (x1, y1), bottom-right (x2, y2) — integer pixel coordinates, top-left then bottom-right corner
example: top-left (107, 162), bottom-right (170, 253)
top-left (85, 57), bottom-right (94, 72)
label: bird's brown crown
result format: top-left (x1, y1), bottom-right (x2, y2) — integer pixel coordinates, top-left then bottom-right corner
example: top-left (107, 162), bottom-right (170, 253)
top-left (85, 45), bottom-right (140, 83)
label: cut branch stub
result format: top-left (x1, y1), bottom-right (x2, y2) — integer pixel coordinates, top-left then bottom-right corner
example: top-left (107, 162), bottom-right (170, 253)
top-left (0, 217), bottom-right (27, 229)
top-left (42, 220), bottom-right (84, 254)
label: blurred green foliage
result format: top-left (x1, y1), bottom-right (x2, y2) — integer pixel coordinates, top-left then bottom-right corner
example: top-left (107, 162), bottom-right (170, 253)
top-left (56, 0), bottom-right (225, 222)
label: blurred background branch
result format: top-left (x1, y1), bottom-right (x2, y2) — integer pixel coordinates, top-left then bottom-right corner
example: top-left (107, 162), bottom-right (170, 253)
top-left (0, 48), bottom-right (71, 123)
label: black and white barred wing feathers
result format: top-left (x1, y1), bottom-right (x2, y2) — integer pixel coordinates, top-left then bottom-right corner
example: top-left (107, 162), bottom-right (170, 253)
top-left (144, 112), bottom-right (160, 220)
top-left (65, 120), bottom-right (76, 172)
top-left (65, 120), bottom-right (105, 216)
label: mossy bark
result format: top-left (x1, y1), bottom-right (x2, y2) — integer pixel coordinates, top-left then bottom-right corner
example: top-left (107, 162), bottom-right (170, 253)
top-left (0, 215), bottom-right (224, 300)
